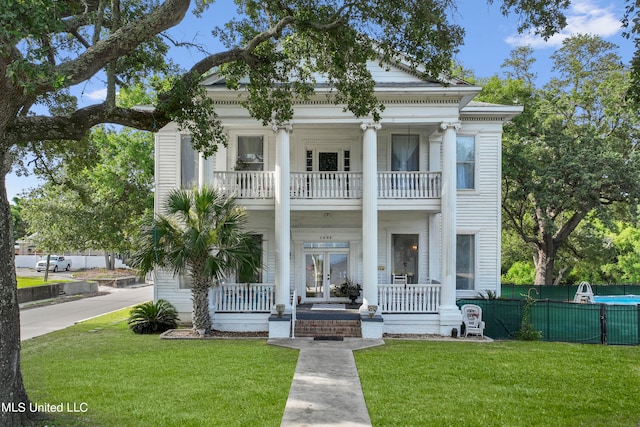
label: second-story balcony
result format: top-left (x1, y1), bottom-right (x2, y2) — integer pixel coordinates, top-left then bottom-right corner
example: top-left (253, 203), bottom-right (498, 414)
top-left (211, 171), bottom-right (441, 201)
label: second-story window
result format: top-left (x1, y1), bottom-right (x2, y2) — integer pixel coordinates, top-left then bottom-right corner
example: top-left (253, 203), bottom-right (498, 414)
top-left (236, 136), bottom-right (264, 171)
top-left (456, 136), bottom-right (475, 189)
top-left (391, 134), bottom-right (419, 171)
top-left (181, 135), bottom-right (199, 188)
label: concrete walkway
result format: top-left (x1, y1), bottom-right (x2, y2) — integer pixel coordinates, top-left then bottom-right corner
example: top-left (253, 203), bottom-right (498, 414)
top-left (269, 338), bottom-right (384, 427)
top-left (20, 284), bottom-right (153, 341)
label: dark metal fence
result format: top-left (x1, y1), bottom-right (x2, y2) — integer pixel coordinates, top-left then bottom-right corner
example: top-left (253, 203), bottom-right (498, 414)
top-left (457, 298), bottom-right (640, 346)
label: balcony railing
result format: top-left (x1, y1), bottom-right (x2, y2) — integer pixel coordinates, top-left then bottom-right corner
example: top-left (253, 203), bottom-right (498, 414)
top-left (291, 172), bottom-right (363, 199)
top-left (378, 172), bottom-right (441, 199)
top-left (212, 171), bottom-right (275, 198)
top-left (378, 283), bottom-right (441, 313)
top-left (210, 171), bottom-right (441, 200)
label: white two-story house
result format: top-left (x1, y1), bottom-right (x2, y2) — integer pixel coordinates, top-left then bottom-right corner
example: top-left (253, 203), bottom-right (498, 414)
top-left (153, 59), bottom-right (521, 338)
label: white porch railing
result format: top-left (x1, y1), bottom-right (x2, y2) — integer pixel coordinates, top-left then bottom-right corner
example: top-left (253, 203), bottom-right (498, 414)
top-left (211, 171), bottom-right (275, 199)
top-left (211, 283), bottom-right (275, 312)
top-left (210, 171), bottom-right (441, 200)
top-left (290, 172), bottom-right (363, 199)
top-left (378, 172), bottom-right (441, 199)
top-left (378, 284), bottom-right (441, 313)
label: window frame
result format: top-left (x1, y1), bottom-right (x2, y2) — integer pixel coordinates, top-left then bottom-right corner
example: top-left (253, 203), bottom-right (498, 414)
top-left (236, 234), bottom-right (264, 284)
top-left (391, 134), bottom-right (420, 172)
top-left (456, 234), bottom-right (476, 291)
top-left (391, 233), bottom-right (419, 284)
top-left (456, 135), bottom-right (476, 190)
top-left (236, 135), bottom-right (265, 171)
top-left (180, 135), bottom-right (199, 188)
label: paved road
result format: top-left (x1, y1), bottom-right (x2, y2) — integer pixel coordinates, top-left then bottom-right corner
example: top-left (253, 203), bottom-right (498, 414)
top-left (20, 285), bottom-right (153, 341)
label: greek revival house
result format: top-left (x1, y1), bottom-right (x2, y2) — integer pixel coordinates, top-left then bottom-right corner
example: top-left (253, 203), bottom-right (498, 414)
top-left (153, 59), bottom-right (521, 338)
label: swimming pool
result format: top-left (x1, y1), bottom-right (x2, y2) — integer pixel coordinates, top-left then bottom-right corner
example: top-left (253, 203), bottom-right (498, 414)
top-left (593, 295), bottom-right (640, 305)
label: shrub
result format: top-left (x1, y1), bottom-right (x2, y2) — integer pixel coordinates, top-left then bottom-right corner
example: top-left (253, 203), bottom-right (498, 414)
top-left (516, 289), bottom-right (542, 341)
top-left (128, 299), bottom-right (179, 334)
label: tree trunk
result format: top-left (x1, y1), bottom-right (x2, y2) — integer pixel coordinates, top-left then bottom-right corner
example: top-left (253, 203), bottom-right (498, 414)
top-left (44, 254), bottom-right (50, 282)
top-left (191, 277), bottom-right (211, 332)
top-left (104, 251), bottom-right (116, 270)
top-left (534, 245), bottom-right (557, 286)
top-left (0, 165), bottom-right (39, 425)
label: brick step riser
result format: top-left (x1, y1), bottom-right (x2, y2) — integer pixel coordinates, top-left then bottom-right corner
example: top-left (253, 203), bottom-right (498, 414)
top-left (294, 320), bottom-right (362, 338)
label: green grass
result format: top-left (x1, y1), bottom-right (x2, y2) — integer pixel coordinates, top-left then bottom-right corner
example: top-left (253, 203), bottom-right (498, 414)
top-left (355, 340), bottom-right (640, 427)
top-left (17, 276), bottom-right (72, 288)
top-left (21, 313), bottom-right (640, 427)
top-left (21, 310), bottom-right (299, 427)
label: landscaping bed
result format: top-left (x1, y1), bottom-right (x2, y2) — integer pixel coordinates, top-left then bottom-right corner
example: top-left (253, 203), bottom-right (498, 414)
top-left (161, 329), bottom-right (269, 339)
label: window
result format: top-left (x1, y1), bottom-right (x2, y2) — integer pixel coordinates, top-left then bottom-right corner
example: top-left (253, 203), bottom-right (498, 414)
top-left (178, 274), bottom-right (192, 290)
top-left (237, 234), bottom-right (263, 283)
top-left (181, 135), bottom-right (199, 188)
top-left (392, 134), bottom-right (419, 171)
top-left (392, 234), bottom-right (418, 284)
top-left (456, 136), bottom-right (475, 189)
top-left (236, 136), bottom-right (264, 171)
top-left (456, 235), bottom-right (475, 290)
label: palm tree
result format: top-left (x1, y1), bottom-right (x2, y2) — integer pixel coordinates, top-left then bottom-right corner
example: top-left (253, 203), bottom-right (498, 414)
top-left (132, 186), bottom-right (262, 333)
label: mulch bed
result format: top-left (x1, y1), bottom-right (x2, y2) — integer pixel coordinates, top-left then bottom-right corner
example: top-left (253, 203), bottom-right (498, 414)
top-left (161, 329), bottom-right (269, 340)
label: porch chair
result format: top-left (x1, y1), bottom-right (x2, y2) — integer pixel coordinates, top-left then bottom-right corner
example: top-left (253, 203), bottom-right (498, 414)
top-left (392, 274), bottom-right (408, 285)
top-left (460, 304), bottom-right (485, 338)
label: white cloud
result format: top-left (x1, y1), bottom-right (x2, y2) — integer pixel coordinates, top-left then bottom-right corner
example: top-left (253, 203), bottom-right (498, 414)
top-left (83, 88), bottom-right (108, 101)
top-left (505, 0), bottom-right (622, 48)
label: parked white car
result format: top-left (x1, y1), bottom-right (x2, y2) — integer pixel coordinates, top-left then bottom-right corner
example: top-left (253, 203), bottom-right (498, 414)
top-left (35, 255), bottom-right (72, 272)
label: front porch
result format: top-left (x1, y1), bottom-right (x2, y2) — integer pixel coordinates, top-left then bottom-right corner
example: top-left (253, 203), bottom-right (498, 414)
top-left (207, 283), bottom-right (447, 337)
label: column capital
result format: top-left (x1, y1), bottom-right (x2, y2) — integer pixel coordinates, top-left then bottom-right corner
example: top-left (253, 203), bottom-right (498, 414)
top-left (439, 121), bottom-right (461, 132)
top-left (271, 122), bottom-right (293, 133)
top-left (360, 122), bottom-right (382, 132)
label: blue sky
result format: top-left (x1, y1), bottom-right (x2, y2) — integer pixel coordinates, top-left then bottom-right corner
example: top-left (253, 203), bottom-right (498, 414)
top-left (6, 0), bottom-right (635, 201)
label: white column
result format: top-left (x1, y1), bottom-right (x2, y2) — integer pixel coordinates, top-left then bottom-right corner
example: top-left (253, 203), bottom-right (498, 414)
top-left (360, 122), bottom-right (381, 314)
top-left (439, 121), bottom-right (462, 335)
top-left (273, 123), bottom-right (292, 311)
top-left (198, 152), bottom-right (205, 189)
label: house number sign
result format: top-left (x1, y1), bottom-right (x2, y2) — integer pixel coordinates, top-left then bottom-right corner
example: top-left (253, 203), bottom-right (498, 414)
top-left (319, 235), bottom-right (333, 240)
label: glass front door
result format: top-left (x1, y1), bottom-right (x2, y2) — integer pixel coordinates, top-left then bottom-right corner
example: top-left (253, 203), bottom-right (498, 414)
top-left (304, 251), bottom-right (349, 300)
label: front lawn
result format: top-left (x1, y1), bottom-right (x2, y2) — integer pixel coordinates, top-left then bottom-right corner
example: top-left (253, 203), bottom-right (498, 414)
top-left (21, 311), bottom-right (640, 426)
top-left (21, 310), bottom-right (299, 427)
top-left (17, 276), bottom-right (72, 288)
top-left (356, 340), bottom-right (640, 427)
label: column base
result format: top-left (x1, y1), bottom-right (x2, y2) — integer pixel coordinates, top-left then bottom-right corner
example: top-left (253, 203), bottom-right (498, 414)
top-left (361, 314), bottom-right (384, 339)
top-left (438, 304), bottom-right (462, 337)
top-left (268, 314), bottom-right (291, 338)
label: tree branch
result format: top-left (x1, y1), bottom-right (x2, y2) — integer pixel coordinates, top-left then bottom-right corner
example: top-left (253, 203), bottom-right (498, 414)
top-left (9, 104), bottom-right (169, 142)
top-left (186, 15), bottom-right (297, 79)
top-left (37, 0), bottom-right (190, 93)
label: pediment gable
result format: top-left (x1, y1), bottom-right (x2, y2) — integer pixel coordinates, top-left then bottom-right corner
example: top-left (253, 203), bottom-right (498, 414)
top-left (202, 58), bottom-right (469, 88)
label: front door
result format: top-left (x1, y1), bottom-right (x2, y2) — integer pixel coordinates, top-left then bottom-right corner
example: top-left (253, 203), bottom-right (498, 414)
top-left (304, 251), bottom-right (349, 301)
top-left (318, 151), bottom-right (339, 172)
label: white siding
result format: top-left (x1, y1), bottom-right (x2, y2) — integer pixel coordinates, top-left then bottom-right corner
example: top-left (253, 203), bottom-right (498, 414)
top-left (456, 126), bottom-right (502, 296)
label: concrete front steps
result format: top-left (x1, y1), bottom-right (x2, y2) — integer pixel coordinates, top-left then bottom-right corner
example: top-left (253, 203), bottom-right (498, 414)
top-left (294, 319), bottom-right (362, 338)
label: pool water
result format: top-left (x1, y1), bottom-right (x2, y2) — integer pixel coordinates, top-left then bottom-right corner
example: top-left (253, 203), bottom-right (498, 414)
top-left (593, 295), bottom-right (640, 305)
